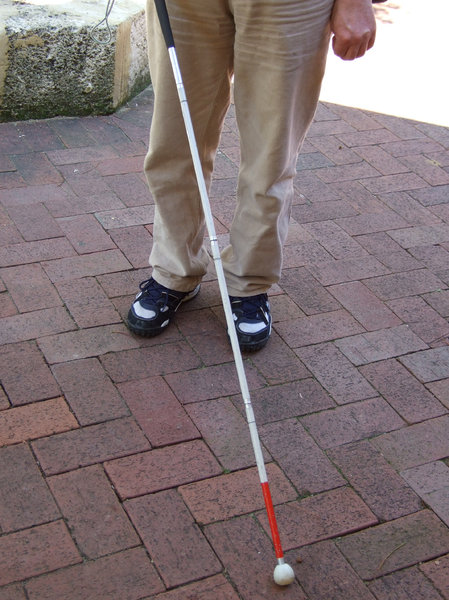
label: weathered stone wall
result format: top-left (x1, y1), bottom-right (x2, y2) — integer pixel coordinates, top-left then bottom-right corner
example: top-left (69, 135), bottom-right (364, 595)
top-left (0, 0), bottom-right (150, 122)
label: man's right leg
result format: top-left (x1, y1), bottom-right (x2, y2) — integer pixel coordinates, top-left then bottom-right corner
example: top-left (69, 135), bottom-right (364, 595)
top-left (127, 0), bottom-right (234, 336)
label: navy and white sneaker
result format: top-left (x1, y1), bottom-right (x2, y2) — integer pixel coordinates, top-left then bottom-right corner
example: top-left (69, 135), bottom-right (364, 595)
top-left (230, 293), bottom-right (272, 352)
top-left (127, 277), bottom-right (200, 337)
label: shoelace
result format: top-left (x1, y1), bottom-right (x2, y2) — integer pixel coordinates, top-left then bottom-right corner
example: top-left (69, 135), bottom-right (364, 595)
top-left (139, 279), bottom-right (170, 309)
top-left (232, 294), bottom-right (269, 324)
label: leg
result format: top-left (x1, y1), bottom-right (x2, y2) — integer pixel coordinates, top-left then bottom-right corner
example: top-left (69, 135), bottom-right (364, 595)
top-left (222, 0), bottom-right (334, 296)
top-left (145, 0), bottom-right (235, 291)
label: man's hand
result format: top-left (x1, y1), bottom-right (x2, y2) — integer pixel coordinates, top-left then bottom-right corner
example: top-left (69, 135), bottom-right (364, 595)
top-left (331, 0), bottom-right (376, 60)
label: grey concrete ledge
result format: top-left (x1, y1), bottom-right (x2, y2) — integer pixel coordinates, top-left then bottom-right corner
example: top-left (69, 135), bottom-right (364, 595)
top-left (0, 0), bottom-right (150, 121)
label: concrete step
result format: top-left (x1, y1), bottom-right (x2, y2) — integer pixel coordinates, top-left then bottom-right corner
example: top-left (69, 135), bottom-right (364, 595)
top-left (0, 0), bottom-right (149, 121)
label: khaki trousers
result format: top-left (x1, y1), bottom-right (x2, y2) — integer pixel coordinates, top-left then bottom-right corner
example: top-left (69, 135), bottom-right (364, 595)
top-left (144, 0), bottom-right (334, 296)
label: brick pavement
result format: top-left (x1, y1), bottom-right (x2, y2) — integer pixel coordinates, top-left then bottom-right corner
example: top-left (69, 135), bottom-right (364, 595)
top-left (1, 46), bottom-right (449, 600)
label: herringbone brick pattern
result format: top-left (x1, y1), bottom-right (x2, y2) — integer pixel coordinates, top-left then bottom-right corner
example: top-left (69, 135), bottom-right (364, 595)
top-left (1, 17), bottom-right (449, 600)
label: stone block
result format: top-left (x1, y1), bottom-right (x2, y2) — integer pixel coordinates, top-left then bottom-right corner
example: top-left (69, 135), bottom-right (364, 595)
top-left (0, 0), bottom-right (149, 121)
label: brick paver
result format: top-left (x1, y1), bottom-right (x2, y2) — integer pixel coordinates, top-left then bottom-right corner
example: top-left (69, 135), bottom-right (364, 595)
top-left (1, 5), bottom-right (449, 595)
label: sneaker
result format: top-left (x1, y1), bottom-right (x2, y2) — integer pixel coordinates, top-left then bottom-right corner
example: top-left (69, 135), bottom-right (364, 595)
top-left (127, 277), bottom-right (200, 336)
top-left (230, 293), bottom-right (272, 352)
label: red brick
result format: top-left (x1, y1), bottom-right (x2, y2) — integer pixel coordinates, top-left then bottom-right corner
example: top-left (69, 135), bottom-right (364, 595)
top-left (247, 330), bottom-right (310, 385)
top-left (11, 153), bottom-right (63, 186)
top-left (308, 118), bottom-right (354, 137)
top-left (105, 440), bottom-right (221, 499)
top-left (307, 255), bottom-right (389, 285)
top-left (0, 172), bottom-right (25, 189)
top-left (309, 135), bottom-right (361, 165)
top-left (362, 358), bottom-right (447, 422)
top-left (0, 397), bottom-right (78, 446)
top-left (301, 397), bottom-right (404, 449)
top-left (38, 323), bottom-right (141, 364)
top-left (330, 281), bottom-right (401, 331)
top-left (0, 387), bottom-right (9, 410)
top-left (48, 465), bottom-right (139, 558)
top-left (0, 263), bottom-right (62, 312)
top-left (57, 213), bottom-right (116, 254)
top-left (420, 553), bottom-right (449, 599)
top-left (316, 161), bottom-right (380, 184)
top-left (118, 377), bottom-right (199, 447)
top-left (125, 490), bottom-right (222, 588)
top-left (337, 510), bottom-right (449, 580)
top-left (362, 172), bottom-right (427, 194)
top-left (258, 487), bottom-right (377, 550)
top-left (0, 306), bottom-right (75, 345)
top-left (294, 169), bottom-right (340, 203)
top-left (353, 145), bottom-right (409, 175)
top-left (164, 361), bottom-right (264, 404)
top-left (56, 277), bottom-right (120, 327)
top-left (303, 220), bottom-right (369, 259)
top-left (424, 289), bottom-right (449, 318)
top-left (369, 566), bottom-right (446, 600)
top-left (100, 340), bottom-right (202, 383)
top-left (291, 200), bottom-right (358, 225)
top-left (373, 414), bottom-right (449, 470)
top-left (186, 398), bottom-right (266, 471)
top-left (32, 417), bottom-right (150, 475)
top-left (275, 309), bottom-right (364, 348)
top-left (95, 206), bottom-right (155, 230)
top-left (335, 210), bottom-right (409, 236)
top-left (13, 121), bottom-right (63, 152)
top-left (96, 267), bottom-right (151, 297)
top-left (46, 145), bottom-right (118, 165)
top-left (0, 213), bottom-right (22, 247)
top-left (291, 540), bottom-right (376, 600)
top-left (388, 296), bottom-right (449, 345)
top-left (46, 190), bottom-right (125, 217)
top-left (0, 521), bottom-right (81, 586)
top-left (0, 238), bottom-right (75, 267)
top-left (337, 128), bottom-right (399, 147)
top-left (410, 244), bottom-right (449, 271)
top-left (391, 224), bottom-right (449, 249)
top-left (297, 342), bottom-right (376, 405)
top-left (279, 267), bottom-right (339, 315)
top-left (0, 584), bottom-right (27, 600)
top-left (411, 183), bottom-right (449, 207)
top-left (246, 378), bottom-right (334, 425)
top-left (261, 418), bottom-right (345, 494)
top-left (51, 358), bottom-right (129, 425)
top-left (109, 225), bottom-right (153, 268)
top-left (42, 248), bottom-right (132, 282)
top-left (0, 444), bottom-right (60, 532)
top-left (331, 180), bottom-right (386, 213)
top-left (372, 113), bottom-right (424, 140)
top-left (400, 347), bottom-right (449, 382)
top-left (401, 461), bottom-right (449, 527)
top-left (205, 515), bottom-right (305, 599)
top-left (180, 463), bottom-right (296, 524)
top-left (427, 379), bottom-right (449, 408)
top-left (0, 183), bottom-right (76, 208)
top-left (25, 547), bottom-right (164, 600)
top-left (400, 154), bottom-right (449, 185)
top-left (150, 574), bottom-right (240, 600)
top-left (95, 155), bottom-right (143, 176)
top-left (0, 341), bottom-right (60, 404)
top-left (0, 293), bottom-right (17, 318)
top-left (380, 190), bottom-right (442, 225)
top-left (104, 173), bottom-right (151, 207)
top-left (177, 308), bottom-right (236, 367)
top-left (5, 203), bottom-right (63, 241)
top-left (335, 325), bottom-right (428, 366)
top-left (328, 440), bottom-right (422, 521)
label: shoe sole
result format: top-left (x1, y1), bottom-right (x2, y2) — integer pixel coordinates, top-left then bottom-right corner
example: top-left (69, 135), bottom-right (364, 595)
top-left (126, 284), bottom-right (200, 337)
